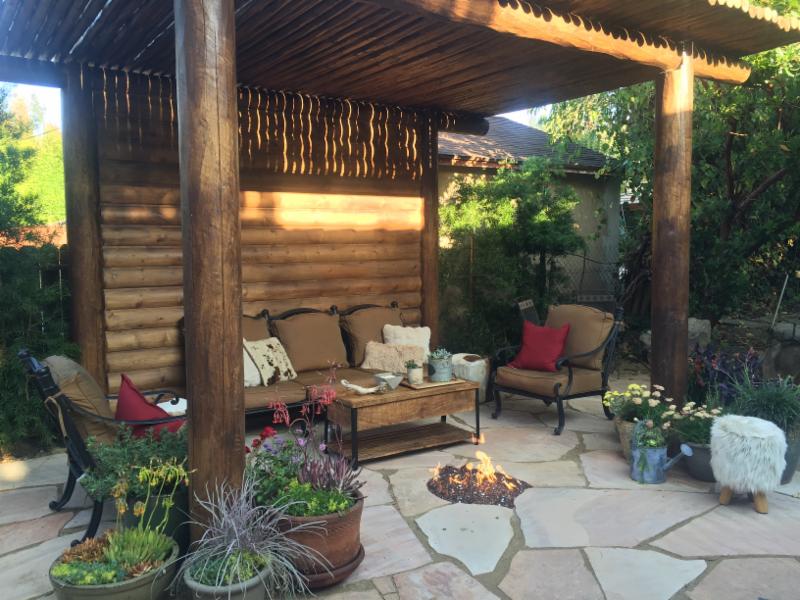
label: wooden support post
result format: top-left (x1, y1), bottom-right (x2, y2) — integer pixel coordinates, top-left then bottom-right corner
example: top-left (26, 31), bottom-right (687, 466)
top-left (420, 112), bottom-right (440, 347)
top-left (61, 66), bottom-right (106, 389)
top-left (652, 51), bottom-right (694, 401)
top-left (174, 0), bottom-right (245, 509)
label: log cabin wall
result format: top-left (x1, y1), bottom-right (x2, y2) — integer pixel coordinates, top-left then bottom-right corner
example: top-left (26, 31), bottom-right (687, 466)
top-left (85, 69), bottom-right (434, 393)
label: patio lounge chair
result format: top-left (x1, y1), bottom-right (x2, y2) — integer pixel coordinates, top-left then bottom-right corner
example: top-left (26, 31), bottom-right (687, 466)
top-left (489, 304), bottom-right (623, 435)
top-left (18, 349), bottom-right (183, 545)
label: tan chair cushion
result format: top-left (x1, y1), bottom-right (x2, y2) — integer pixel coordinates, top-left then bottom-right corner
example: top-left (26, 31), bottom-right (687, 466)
top-left (242, 314), bottom-right (270, 341)
top-left (244, 380), bottom-right (307, 411)
top-left (44, 356), bottom-right (116, 444)
top-left (272, 312), bottom-right (348, 372)
top-left (341, 306), bottom-right (404, 366)
top-left (495, 365), bottom-right (602, 398)
top-left (545, 305), bottom-right (614, 371)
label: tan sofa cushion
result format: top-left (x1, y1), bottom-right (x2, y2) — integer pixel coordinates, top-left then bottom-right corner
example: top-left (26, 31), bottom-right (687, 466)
top-left (242, 314), bottom-right (269, 341)
top-left (545, 305), bottom-right (614, 371)
top-left (496, 365), bottom-right (602, 398)
top-left (44, 356), bottom-right (116, 444)
top-left (341, 306), bottom-right (404, 366)
top-left (361, 341), bottom-right (426, 374)
top-left (244, 380), bottom-right (307, 411)
top-left (272, 312), bottom-right (348, 372)
top-left (294, 367), bottom-right (381, 394)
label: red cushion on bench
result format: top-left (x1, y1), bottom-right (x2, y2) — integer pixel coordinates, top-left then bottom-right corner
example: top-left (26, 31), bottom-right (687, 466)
top-left (115, 374), bottom-right (184, 437)
top-left (509, 321), bottom-right (570, 372)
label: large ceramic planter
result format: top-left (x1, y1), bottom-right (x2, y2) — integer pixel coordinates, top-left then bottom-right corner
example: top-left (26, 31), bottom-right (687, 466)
top-left (630, 446), bottom-right (669, 484)
top-left (684, 442), bottom-right (715, 482)
top-left (123, 488), bottom-right (190, 554)
top-left (285, 492), bottom-right (364, 590)
top-left (781, 436), bottom-right (800, 485)
top-left (614, 418), bottom-right (635, 462)
top-left (184, 568), bottom-right (269, 600)
top-left (49, 541), bottom-right (179, 600)
top-left (428, 358), bottom-right (453, 383)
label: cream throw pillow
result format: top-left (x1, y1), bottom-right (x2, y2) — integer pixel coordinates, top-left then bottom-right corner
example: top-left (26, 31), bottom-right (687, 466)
top-left (244, 337), bottom-right (298, 386)
top-left (382, 324), bottom-right (431, 360)
top-left (361, 341), bottom-right (426, 374)
top-left (243, 348), bottom-right (262, 387)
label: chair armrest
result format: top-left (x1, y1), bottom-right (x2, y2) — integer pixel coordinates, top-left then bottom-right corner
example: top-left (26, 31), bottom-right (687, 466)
top-left (493, 345), bottom-right (520, 369)
top-left (555, 317), bottom-right (623, 371)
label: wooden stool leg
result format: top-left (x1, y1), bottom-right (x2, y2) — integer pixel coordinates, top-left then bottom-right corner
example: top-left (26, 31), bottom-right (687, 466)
top-left (753, 491), bottom-right (769, 514)
top-left (719, 486), bottom-right (733, 505)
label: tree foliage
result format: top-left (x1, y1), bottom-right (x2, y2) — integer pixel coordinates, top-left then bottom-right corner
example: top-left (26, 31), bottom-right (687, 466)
top-left (439, 157), bottom-right (585, 353)
top-left (542, 1), bottom-right (800, 322)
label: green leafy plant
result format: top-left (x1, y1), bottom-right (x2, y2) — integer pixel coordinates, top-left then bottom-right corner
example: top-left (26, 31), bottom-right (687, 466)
top-left (50, 560), bottom-right (125, 586)
top-left (731, 375), bottom-right (800, 438)
top-left (429, 347), bottom-right (452, 361)
top-left (663, 395), bottom-right (724, 445)
top-left (277, 479), bottom-right (353, 517)
top-left (603, 383), bottom-right (669, 424)
top-left (405, 359), bottom-right (420, 369)
top-left (189, 551), bottom-right (269, 587)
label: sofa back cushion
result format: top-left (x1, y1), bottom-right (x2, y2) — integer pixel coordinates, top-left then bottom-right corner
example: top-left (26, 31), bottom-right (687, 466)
top-left (544, 304), bottom-right (614, 371)
top-left (341, 306), bottom-right (404, 366)
top-left (244, 337), bottom-right (298, 385)
top-left (242, 314), bottom-right (270, 341)
top-left (383, 324), bottom-right (431, 361)
top-left (272, 311), bottom-right (348, 372)
top-left (44, 355), bottom-right (116, 444)
top-left (361, 341), bottom-right (426, 374)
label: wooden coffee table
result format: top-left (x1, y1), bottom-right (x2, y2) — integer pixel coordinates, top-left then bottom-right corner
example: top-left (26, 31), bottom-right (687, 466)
top-left (324, 379), bottom-right (480, 468)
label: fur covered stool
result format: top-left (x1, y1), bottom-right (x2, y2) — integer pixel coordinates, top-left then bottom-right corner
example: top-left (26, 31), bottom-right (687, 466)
top-left (710, 415), bottom-right (787, 514)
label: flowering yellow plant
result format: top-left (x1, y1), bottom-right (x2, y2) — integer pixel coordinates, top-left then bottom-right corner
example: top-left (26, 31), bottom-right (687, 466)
top-left (604, 383), bottom-right (670, 423)
top-left (663, 399), bottom-right (724, 445)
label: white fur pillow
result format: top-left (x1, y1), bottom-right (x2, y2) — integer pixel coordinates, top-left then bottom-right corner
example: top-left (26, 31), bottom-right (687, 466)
top-left (382, 324), bottom-right (431, 360)
top-left (361, 342), bottom-right (426, 374)
top-left (244, 337), bottom-right (298, 386)
top-left (243, 348), bottom-right (262, 387)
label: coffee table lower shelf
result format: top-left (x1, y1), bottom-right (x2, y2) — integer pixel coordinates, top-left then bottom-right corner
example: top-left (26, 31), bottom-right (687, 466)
top-left (334, 422), bottom-right (475, 464)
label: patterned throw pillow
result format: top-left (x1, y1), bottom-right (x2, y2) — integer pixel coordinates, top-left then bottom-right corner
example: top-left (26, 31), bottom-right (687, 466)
top-left (361, 341), bottom-right (426, 374)
top-left (244, 337), bottom-right (298, 386)
top-left (243, 348), bottom-right (262, 387)
top-left (382, 324), bottom-right (431, 360)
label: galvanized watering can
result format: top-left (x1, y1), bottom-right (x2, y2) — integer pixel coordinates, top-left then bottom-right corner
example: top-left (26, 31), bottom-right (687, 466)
top-left (630, 422), bottom-right (693, 484)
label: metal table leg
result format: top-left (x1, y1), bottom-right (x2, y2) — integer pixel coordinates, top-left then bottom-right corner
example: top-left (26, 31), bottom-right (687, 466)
top-left (474, 388), bottom-right (481, 442)
top-left (350, 407), bottom-right (359, 470)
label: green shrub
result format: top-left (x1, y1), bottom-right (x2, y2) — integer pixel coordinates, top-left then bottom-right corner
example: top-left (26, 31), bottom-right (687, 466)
top-left (104, 527), bottom-right (173, 571)
top-left (51, 561), bottom-right (126, 586)
top-left (277, 479), bottom-right (353, 517)
top-left (732, 375), bottom-right (800, 437)
top-left (189, 550), bottom-right (269, 587)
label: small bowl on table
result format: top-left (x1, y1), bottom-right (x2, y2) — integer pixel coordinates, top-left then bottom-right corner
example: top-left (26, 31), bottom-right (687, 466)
top-left (374, 372), bottom-right (403, 390)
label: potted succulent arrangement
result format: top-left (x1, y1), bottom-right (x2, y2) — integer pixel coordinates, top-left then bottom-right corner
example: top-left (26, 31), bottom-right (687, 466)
top-left (731, 374), bottom-right (800, 484)
top-left (178, 476), bottom-right (321, 600)
top-left (662, 397), bottom-right (724, 482)
top-left (405, 359), bottom-right (424, 385)
top-left (603, 383), bottom-right (667, 462)
top-left (428, 347), bottom-right (453, 383)
top-left (49, 458), bottom-right (186, 600)
top-left (82, 427), bottom-right (190, 553)
top-left (248, 385), bottom-right (365, 589)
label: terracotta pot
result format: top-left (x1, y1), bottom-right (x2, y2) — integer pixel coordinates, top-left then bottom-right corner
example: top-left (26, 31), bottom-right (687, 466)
top-left (614, 418), bottom-right (635, 462)
top-left (50, 541), bottom-right (179, 600)
top-left (285, 493), bottom-right (364, 590)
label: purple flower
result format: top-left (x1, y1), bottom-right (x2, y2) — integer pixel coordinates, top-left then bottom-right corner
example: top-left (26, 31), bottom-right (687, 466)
top-left (319, 443), bottom-right (327, 452)
top-left (297, 438), bottom-right (307, 447)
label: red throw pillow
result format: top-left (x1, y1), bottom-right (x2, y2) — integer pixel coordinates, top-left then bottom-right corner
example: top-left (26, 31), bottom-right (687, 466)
top-left (509, 321), bottom-right (570, 372)
top-left (115, 374), bottom-right (184, 437)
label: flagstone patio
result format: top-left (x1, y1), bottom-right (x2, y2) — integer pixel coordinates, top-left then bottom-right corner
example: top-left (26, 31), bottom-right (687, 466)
top-left (3, 374), bottom-right (800, 599)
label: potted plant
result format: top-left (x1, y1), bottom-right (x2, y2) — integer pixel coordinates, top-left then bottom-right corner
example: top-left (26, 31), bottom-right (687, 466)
top-left (179, 476), bottom-right (319, 600)
top-left (662, 397), bottom-right (723, 482)
top-left (82, 427), bottom-right (189, 552)
top-left (604, 383), bottom-right (668, 462)
top-left (405, 359), bottom-right (424, 385)
top-left (428, 347), bottom-right (453, 383)
top-left (248, 384), bottom-right (365, 589)
top-left (731, 375), bottom-right (800, 484)
top-left (49, 458), bottom-right (186, 600)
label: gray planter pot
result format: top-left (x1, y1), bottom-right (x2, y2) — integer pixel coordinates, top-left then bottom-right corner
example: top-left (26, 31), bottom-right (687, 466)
top-left (781, 436), bottom-right (800, 485)
top-left (184, 568), bottom-right (269, 600)
top-left (50, 541), bottom-right (179, 600)
top-left (428, 357), bottom-right (452, 382)
top-left (684, 442), bottom-right (715, 482)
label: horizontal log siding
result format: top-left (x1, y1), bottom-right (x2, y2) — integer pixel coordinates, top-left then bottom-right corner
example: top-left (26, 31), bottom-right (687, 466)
top-left (96, 78), bottom-right (424, 392)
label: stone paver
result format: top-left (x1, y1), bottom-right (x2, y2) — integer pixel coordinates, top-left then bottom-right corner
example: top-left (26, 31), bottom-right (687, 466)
top-left (320, 590), bottom-right (382, 600)
top-left (0, 534), bottom-right (72, 600)
top-left (370, 450), bottom-right (457, 471)
top-left (776, 476), bottom-right (800, 499)
top-left (586, 547), bottom-right (705, 600)
top-left (416, 504), bottom-right (513, 575)
top-left (499, 549), bottom-right (603, 600)
top-left (540, 409), bottom-right (616, 434)
top-left (653, 492), bottom-right (800, 557)
top-left (0, 511), bottom-right (74, 556)
top-left (373, 575), bottom-right (396, 594)
top-left (350, 505), bottom-right (431, 582)
top-left (388, 468), bottom-right (449, 517)
top-left (458, 406), bottom-right (543, 430)
top-left (0, 486), bottom-right (61, 526)
top-left (501, 460), bottom-right (586, 488)
top-left (582, 431), bottom-right (622, 452)
top-left (360, 468), bottom-right (393, 507)
top-left (450, 427), bottom-right (579, 463)
top-left (516, 488), bottom-right (717, 548)
top-left (580, 450), bottom-right (713, 493)
top-left (687, 557), bottom-right (800, 600)
top-left (0, 453), bottom-right (66, 491)
top-left (393, 562), bottom-right (499, 599)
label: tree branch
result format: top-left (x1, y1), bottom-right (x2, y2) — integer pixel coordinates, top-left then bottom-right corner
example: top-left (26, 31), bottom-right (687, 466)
top-left (737, 168), bottom-right (789, 215)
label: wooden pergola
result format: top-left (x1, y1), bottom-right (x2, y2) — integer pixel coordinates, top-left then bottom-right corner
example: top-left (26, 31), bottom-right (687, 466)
top-left (1, 0), bottom-right (798, 504)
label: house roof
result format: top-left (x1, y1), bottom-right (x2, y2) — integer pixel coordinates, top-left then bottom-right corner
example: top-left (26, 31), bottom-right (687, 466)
top-left (439, 116), bottom-right (607, 171)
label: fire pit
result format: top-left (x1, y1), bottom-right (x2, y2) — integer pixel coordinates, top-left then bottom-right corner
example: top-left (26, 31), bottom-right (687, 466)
top-left (427, 450), bottom-right (530, 508)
